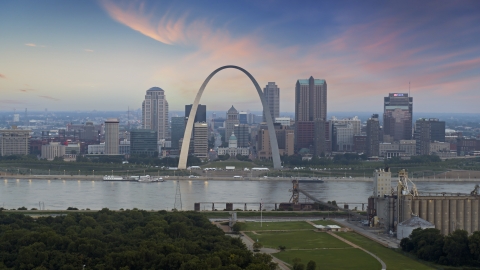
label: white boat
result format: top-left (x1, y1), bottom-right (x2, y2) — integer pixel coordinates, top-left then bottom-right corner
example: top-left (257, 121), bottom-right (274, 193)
top-left (103, 175), bottom-right (125, 181)
top-left (137, 175), bottom-right (164, 183)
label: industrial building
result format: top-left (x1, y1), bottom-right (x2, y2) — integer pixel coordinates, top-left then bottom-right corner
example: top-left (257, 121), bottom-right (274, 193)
top-left (369, 168), bottom-right (480, 236)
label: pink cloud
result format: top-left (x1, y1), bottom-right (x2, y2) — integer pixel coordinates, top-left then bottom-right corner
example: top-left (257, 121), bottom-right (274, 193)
top-left (0, 73), bottom-right (5, 79)
top-left (19, 88), bottom-right (35, 93)
top-left (25, 43), bottom-right (36, 47)
top-left (101, 1), bottom-right (480, 112)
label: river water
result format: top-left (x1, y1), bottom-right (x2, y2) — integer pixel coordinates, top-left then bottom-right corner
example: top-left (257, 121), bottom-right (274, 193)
top-left (1, 179), bottom-right (478, 211)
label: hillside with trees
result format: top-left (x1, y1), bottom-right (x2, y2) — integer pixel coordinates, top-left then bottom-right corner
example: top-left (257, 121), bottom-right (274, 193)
top-left (0, 209), bottom-right (276, 270)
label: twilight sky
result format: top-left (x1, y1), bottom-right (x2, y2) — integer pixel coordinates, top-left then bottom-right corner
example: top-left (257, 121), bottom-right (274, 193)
top-left (1, 0), bottom-right (479, 113)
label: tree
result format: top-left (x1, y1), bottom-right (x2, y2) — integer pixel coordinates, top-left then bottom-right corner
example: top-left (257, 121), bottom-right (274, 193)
top-left (469, 231), bottom-right (480, 266)
top-left (306, 260), bottom-right (316, 270)
top-left (443, 230), bottom-right (470, 266)
top-left (292, 258), bottom-right (305, 270)
top-left (252, 242), bottom-right (263, 251)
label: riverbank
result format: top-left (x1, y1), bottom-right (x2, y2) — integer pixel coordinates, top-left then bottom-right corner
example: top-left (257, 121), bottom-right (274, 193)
top-left (1, 174), bottom-right (480, 182)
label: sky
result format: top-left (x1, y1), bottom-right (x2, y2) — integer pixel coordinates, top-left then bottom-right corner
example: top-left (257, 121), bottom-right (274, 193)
top-left (0, 0), bottom-right (479, 114)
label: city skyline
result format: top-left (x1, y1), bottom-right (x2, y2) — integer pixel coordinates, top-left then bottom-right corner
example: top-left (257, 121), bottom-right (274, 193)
top-left (1, 1), bottom-right (480, 113)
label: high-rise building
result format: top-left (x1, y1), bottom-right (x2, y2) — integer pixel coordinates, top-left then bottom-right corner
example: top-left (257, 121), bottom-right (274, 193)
top-left (185, 104), bottom-right (206, 123)
top-left (295, 77), bottom-right (327, 153)
top-left (239, 112), bottom-right (248, 124)
top-left (0, 128), bottom-right (30, 156)
top-left (130, 129), bottom-right (158, 156)
top-left (225, 106), bottom-right (239, 140)
top-left (234, 124), bottom-right (250, 148)
top-left (263, 82), bottom-right (280, 122)
top-left (366, 114), bottom-right (380, 157)
top-left (171, 117), bottom-right (186, 149)
top-left (330, 117), bottom-right (361, 135)
top-left (104, 118), bottom-right (119, 155)
top-left (314, 119), bottom-right (326, 156)
top-left (332, 123), bottom-right (354, 152)
top-left (257, 123), bottom-right (294, 159)
top-left (383, 93), bottom-right (413, 142)
top-left (414, 118), bottom-right (445, 155)
top-left (142, 87), bottom-right (169, 140)
top-left (193, 123), bottom-right (208, 159)
top-left (295, 77), bottom-right (327, 122)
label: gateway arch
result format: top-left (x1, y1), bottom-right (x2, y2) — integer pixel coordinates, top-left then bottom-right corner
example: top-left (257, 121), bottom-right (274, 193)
top-left (178, 65), bottom-right (281, 169)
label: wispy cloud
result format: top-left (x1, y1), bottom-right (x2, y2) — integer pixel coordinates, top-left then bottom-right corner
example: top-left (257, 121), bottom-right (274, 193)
top-left (38, 95), bottom-right (60, 101)
top-left (0, 73), bottom-right (5, 79)
top-left (19, 88), bottom-right (35, 93)
top-left (84, 49), bottom-right (94, 52)
top-left (101, 1), bottom-right (480, 112)
top-left (25, 43), bottom-right (37, 47)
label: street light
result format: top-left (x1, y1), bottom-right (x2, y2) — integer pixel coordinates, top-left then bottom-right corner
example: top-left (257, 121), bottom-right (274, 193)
top-left (63, 170), bottom-right (65, 176)
top-left (93, 170), bottom-right (95, 177)
top-left (78, 170), bottom-right (80, 175)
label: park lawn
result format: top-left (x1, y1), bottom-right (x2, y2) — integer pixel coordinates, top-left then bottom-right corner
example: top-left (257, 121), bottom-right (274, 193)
top-left (242, 221), bottom-right (313, 231)
top-left (244, 231), bottom-right (349, 249)
top-left (336, 232), bottom-right (433, 270)
top-left (274, 249), bottom-right (381, 270)
top-left (311, 220), bottom-right (343, 227)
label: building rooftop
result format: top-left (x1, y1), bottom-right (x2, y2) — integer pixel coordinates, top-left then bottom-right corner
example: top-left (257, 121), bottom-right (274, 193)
top-left (147, 87), bottom-right (164, 92)
top-left (227, 105), bottom-right (238, 113)
top-left (399, 216), bottom-right (434, 227)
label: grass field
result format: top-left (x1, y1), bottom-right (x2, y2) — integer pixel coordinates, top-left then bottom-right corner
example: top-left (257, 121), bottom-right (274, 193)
top-left (274, 249), bottom-right (381, 270)
top-left (244, 231), bottom-right (349, 249)
top-left (201, 160), bottom-right (258, 169)
top-left (241, 221), bottom-right (313, 231)
top-left (336, 232), bottom-right (433, 270)
top-left (311, 220), bottom-right (343, 227)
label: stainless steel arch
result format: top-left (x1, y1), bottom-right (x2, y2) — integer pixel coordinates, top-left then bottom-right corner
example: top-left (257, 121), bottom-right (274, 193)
top-left (178, 65), bottom-right (281, 169)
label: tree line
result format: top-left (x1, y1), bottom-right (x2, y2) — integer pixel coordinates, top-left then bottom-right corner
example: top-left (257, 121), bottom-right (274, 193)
top-left (0, 209), bottom-right (276, 270)
top-left (400, 228), bottom-right (480, 267)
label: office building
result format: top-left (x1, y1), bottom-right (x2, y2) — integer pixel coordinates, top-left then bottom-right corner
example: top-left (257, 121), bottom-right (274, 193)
top-left (366, 114), bottom-right (380, 157)
top-left (330, 116), bottom-right (361, 135)
top-left (119, 140), bottom-right (130, 155)
top-left (41, 142), bottom-right (65, 160)
top-left (239, 112), bottom-right (248, 124)
top-left (185, 104), bottom-right (206, 123)
top-left (104, 118), bottom-right (119, 155)
top-left (142, 87), bottom-right (169, 140)
top-left (314, 119), bottom-right (327, 156)
top-left (234, 124), bottom-right (250, 148)
top-left (88, 143), bottom-right (105, 155)
top-left (383, 93), bottom-right (413, 142)
top-left (414, 118), bottom-right (446, 155)
top-left (332, 123), bottom-right (354, 152)
top-left (131, 129), bottom-right (158, 156)
top-left (0, 128), bottom-right (30, 156)
top-left (263, 82), bottom-right (280, 122)
top-left (295, 77), bottom-right (327, 152)
top-left (275, 117), bottom-right (292, 127)
top-left (171, 117), bottom-right (186, 149)
top-left (295, 77), bottom-right (327, 122)
top-left (225, 106), bottom-right (239, 140)
top-left (257, 123), bottom-right (294, 159)
top-left (354, 135), bottom-right (367, 154)
top-left (193, 123), bottom-right (208, 159)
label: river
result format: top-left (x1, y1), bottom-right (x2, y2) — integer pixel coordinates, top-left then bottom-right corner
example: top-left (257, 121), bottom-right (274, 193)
top-left (1, 179), bottom-right (479, 211)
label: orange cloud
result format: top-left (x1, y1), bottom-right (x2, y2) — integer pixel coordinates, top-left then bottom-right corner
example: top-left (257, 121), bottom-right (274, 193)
top-left (25, 43), bottom-right (36, 47)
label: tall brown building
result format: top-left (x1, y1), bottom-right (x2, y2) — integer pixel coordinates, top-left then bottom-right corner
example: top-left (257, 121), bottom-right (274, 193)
top-left (295, 77), bottom-right (327, 152)
top-left (383, 93), bottom-right (413, 142)
top-left (366, 114), bottom-right (380, 157)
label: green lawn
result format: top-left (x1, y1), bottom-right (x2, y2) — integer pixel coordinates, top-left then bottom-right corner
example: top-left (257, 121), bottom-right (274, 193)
top-left (336, 232), bottom-right (433, 270)
top-left (274, 249), bottom-right (381, 270)
top-left (311, 220), bottom-right (343, 227)
top-left (242, 221), bottom-right (314, 231)
top-left (202, 160), bottom-right (257, 168)
top-left (244, 231), bottom-right (349, 249)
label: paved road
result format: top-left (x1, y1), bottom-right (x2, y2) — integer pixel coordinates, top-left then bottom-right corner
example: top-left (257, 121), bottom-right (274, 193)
top-left (239, 233), bottom-right (290, 270)
top-left (335, 219), bottom-right (400, 248)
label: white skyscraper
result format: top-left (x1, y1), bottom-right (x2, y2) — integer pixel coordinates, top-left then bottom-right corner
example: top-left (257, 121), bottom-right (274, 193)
top-left (263, 82), bottom-right (280, 122)
top-left (142, 87), bottom-right (169, 140)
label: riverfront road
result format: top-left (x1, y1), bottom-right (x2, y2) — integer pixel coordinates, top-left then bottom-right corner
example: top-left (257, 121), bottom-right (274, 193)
top-left (1, 174), bottom-right (479, 182)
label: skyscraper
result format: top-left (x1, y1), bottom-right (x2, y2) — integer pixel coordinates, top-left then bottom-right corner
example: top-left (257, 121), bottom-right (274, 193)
top-left (295, 77), bottom-right (327, 152)
top-left (263, 82), bottom-right (280, 122)
top-left (366, 114), bottom-right (380, 157)
top-left (171, 117), bottom-right (186, 149)
top-left (234, 124), bottom-right (250, 148)
top-left (193, 123), bottom-right (208, 159)
top-left (225, 105), bottom-right (239, 140)
top-left (383, 93), bottom-right (413, 142)
top-left (142, 87), bottom-right (169, 140)
top-left (295, 77), bottom-right (327, 122)
top-left (185, 104), bottom-right (206, 123)
top-left (104, 118), bottom-right (119, 155)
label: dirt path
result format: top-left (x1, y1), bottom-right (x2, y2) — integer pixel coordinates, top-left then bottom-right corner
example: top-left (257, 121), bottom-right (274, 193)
top-left (328, 232), bottom-right (387, 270)
top-left (240, 232), bottom-right (291, 270)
